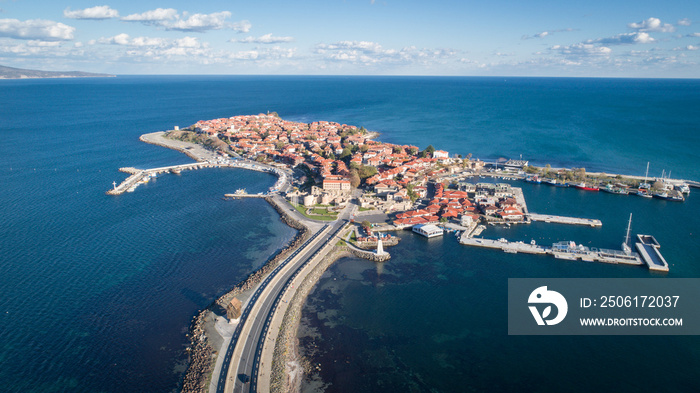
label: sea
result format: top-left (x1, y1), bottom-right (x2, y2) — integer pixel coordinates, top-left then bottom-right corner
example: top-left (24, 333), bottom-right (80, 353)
top-left (0, 76), bottom-right (698, 393)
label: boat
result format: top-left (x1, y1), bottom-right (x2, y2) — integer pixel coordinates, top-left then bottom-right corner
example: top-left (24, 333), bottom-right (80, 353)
top-left (524, 175), bottom-right (541, 184)
top-left (622, 213), bottom-right (633, 255)
top-left (636, 188), bottom-right (652, 198)
top-left (601, 184), bottom-right (628, 195)
top-left (572, 182), bottom-right (599, 191)
top-left (652, 191), bottom-right (685, 202)
top-left (675, 183), bottom-right (690, 194)
top-left (639, 162), bottom-right (651, 190)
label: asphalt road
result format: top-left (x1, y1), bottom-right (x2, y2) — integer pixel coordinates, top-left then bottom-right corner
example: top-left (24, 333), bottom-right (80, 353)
top-left (218, 199), bottom-right (356, 393)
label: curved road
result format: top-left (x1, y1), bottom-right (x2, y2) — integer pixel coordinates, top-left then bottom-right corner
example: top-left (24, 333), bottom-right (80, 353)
top-left (217, 195), bottom-right (357, 393)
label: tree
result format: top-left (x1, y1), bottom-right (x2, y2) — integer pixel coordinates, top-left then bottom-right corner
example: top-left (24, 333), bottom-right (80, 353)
top-left (406, 184), bottom-right (418, 203)
top-left (349, 169), bottom-right (361, 188)
top-left (408, 147), bottom-right (418, 155)
top-left (361, 220), bottom-right (371, 230)
top-left (425, 145), bottom-right (436, 155)
top-left (358, 165), bottom-right (377, 179)
top-left (393, 146), bottom-right (403, 154)
top-left (275, 141), bottom-right (285, 150)
top-left (339, 147), bottom-right (352, 160)
top-left (439, 217), bottom-right (448, 223)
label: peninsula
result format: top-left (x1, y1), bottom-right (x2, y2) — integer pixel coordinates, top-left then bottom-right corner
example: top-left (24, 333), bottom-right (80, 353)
top-left (110, 113), bottom-right (691, 393)
top-left (0, 64), bottom-right (115, 79)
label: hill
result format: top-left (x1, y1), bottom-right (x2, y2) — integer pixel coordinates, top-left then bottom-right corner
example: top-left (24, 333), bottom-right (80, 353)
top-left (0, 65), bottom-right (115, 79)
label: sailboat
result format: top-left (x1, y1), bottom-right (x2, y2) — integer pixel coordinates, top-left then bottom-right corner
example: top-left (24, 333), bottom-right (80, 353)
top-left (636, 162), bottom-right (652, 198)
top-left (622, 213), bottom-right (633, 255)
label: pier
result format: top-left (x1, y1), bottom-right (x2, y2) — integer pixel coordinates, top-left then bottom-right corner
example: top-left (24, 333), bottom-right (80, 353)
top-left (459, 236), bottom-right (652, 268)
top-left (635, 235), bottom-right (669, 272)
top-left (108, 159), bottom-right (290, 196)
top-left (528, 213), bottom-right (602, 227)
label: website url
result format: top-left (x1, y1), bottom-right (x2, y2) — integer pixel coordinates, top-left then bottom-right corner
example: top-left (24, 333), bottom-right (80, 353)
top-left (580, 318), bottom-right (683, 327)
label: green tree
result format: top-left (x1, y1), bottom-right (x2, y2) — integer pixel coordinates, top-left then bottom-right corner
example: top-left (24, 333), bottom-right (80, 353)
top-left (358, 165), bottom-right (378, 179)
top-left (408, 147), bottom-right (418, 155)
top-left (361, 220), bottom-right (371, 229)
top-left (339, 147), bottom-right (352, 160)
top-left (406, 184), bottom-right (418, 203)
top-left (393, 146), bottom-right (403, 154)
top-left (439, 217), bottom-right (448, 223)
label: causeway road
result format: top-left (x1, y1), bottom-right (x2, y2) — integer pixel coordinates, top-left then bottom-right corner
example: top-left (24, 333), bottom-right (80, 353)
top-left (218, 196), bottom-right (357, 393)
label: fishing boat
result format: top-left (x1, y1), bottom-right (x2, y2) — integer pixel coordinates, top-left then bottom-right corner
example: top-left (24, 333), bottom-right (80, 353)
top-left (524, 175), bottom-right (541, 184)
top-left (636, 188), bottom-right (653, 198)
top-left (572, 182), bottom-right (599, 191)
top-left (639, 162), bottom-right (651, 190)
top-left (601, 184), bottom-right (628, 195)
top-left (544, 178), bottom-right (567, 187)
top-left (652, 191), bottom-right (685, 202)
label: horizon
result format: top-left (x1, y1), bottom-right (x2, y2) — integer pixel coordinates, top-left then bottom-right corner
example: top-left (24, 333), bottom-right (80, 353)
top-left (1, 1), bottom-right (699, 78)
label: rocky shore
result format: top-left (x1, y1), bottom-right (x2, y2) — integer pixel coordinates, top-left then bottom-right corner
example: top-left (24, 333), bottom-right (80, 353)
top-left (180, 196), bottom-right (310, 393)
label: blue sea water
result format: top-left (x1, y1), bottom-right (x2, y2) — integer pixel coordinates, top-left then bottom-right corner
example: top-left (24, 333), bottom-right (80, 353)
top-left (0, 76), bottom-right (698, 392)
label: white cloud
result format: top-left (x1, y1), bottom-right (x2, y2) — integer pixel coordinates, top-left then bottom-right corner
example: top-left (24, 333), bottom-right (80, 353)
top-left (678, 18), bottom-right (692, 26)
top-left (0, 18), bottom-right (75, 41)
top-left (673, 45), bottom-right (699, 51)
top-left (121, 8), bottom-right (177, 22)
top-left (232, 20), bottom-right (252, 33)
top-left (687, 32), bottom-right (700, 37)
top-left (315, 40), bottom-right (459, 66)
top-left (164, 11), bottom-right (231, 32)
top-left (64, 7), bottom-right (115, 21)
top-left (628, 17), bottom-right (675, 33)
top-left (232, 33), bottom-right (294, 44)
top-left (229, 46), bottom-right (295, 61)
top-left (64, 5), bottom-right (119, 20)
top-left (551, 43), bottom-right (612, 57)
top-left (587, 32), bottom-right (655, 45)
top-left (522, 28), bottom-right (575, 40)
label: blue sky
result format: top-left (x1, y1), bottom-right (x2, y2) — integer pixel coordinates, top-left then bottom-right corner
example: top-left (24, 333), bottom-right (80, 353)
top-left (1, 0), bottom-right (699, 77)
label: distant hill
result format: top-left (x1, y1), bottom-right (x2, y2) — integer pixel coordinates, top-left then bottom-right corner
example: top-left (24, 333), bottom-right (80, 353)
top-left (0, 65), bottom-right (115, 79)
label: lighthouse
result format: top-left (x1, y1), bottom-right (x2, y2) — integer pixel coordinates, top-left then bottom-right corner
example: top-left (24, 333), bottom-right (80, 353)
top-left (376, 238), bottom-right (385, 256)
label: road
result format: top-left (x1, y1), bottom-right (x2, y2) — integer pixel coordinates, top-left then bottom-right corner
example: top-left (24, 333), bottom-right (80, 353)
top-left (217, 196), bottom-right (357, 393)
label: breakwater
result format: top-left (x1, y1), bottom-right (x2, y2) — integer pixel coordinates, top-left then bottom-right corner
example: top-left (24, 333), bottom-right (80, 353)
top-left (180, 196), bottom-right (310, 393)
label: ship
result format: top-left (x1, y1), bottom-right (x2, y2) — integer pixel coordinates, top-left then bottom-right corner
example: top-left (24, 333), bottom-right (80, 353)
top-left (636, 188), bottom-right (652, 198)
top-left (675, 183), bottom-right (690, 194)
top-left (571, 182), bottom-right (599, 191)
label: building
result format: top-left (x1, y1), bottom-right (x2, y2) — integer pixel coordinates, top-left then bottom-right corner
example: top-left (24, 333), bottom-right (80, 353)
top-left (432, 150), bottom-right (449, 159)
top-left (322, 178), bottom-right (351, 192)
top-left (413, 224), bottom-right (444, 238)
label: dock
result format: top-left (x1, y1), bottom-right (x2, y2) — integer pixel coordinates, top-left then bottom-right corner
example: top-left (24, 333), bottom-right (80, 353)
top-left (460, 236), bottom-right (547, 254)
top-left (459, 236), bottom-right (651, 268)
top-left (635, 235), bottom-right (669, 272)
top-left (528, 213), bottom-right (602, 227)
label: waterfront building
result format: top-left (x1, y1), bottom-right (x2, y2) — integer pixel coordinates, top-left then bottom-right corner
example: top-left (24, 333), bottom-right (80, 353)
top-left (413, 224), bottom-right (444, 238)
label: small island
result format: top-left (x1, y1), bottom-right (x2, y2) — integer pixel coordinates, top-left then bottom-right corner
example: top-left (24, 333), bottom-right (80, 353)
top-left (0, 64), bottom-right (115, 79)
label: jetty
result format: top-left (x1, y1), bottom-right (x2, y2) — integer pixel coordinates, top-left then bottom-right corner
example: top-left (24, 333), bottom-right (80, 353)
top-left (458, 235), bottom-right (655, 269)
top-left (528, 213), bottom-right (602, 227)
top-left (108, 159), bottom-right (290, 196)
top-left (635, 235), bottom-right (669, 272)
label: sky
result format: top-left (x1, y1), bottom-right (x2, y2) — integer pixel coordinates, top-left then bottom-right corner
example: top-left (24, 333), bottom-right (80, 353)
top-left (1, 0), bottom-right (699, 77)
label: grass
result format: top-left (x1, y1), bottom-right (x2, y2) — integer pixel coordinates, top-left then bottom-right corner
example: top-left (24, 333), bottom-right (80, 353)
top-left (358, 206), bottom-right (374, 212)
top-left (292, 203), bottom-right (337, 221)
